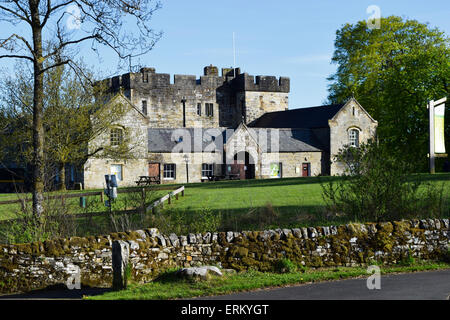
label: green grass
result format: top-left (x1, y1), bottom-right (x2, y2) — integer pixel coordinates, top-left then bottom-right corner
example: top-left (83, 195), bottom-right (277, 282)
top-left (0, 188), bottom-right (169, 221)
top-left (0, 173), bottom-right (448, 240)
top-left (85, 260), bottom-right (450, 300)
top-left (158, 173), bottom-right (450, 230)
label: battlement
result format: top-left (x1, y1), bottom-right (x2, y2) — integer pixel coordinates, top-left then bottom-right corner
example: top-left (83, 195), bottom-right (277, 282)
top-left (106, 66), bottom-right (289, 93)
top-left (233, 73), bottom-right (290, 93)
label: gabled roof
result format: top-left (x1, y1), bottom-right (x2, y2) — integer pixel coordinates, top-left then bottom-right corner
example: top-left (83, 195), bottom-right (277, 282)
top-left (107, 92), bottom-right (149, 119)
top-left (250, 103), bottom-right (345, 129)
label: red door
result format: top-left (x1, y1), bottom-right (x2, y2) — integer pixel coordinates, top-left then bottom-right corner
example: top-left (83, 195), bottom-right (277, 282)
top-left (302, 163), bottom-right (310, 177)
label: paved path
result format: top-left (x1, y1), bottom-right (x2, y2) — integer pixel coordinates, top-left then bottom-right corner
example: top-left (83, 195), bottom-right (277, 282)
top-left (1, 270), bottom-right (449, 300)
top-left (202, 269), bottom-right (450, 300)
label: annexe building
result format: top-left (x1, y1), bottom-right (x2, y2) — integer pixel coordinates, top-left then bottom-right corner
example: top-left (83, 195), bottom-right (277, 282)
top-left (82, 66), bottom-right (377, 189)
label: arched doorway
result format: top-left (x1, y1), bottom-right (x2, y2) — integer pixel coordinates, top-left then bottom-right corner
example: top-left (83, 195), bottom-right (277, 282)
top-left (233, 151), bottom-right (255, 180)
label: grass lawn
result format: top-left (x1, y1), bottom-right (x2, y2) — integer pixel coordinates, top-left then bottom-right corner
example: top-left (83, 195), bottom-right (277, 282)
top-left (0, 188), bottom-right (170, 221)
top-left (86, 260), bottom-right (450, 300)
top-left (0, 173), bottom-right (448, 240)
top-left (156, 173), bottom-right (450, 231)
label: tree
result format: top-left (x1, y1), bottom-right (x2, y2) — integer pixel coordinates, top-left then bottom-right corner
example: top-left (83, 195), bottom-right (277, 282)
top-left (0, 0), bottom-right (162, 219)
top-left (0, 60), bottom-right (140, 190)
top-left (327, 16), bottom-right (449, 171)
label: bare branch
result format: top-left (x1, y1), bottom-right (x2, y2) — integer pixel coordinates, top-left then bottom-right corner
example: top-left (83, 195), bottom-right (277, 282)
top-left (0, 54), bottom-right (33, 61)
top-left (0, 3), bottom-right (31, 24)
top-left (41, 0), bottom-right (76, 28)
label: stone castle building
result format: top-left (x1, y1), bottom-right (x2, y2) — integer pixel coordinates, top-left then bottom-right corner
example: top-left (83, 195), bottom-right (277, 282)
top-left (83, 66), bottom-right (377, 189)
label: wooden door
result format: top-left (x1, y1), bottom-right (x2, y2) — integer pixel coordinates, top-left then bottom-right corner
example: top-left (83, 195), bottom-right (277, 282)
top-left (302, 163), bottom-right (310, 177)
top-left (148, 163), bottom-right (160, 177)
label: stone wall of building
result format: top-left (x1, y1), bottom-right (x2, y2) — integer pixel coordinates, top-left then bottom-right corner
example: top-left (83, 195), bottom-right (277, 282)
top-left (0, 219), bottom-right (448, 294)
top-left (84, 95), bottom-right (149, 189)
top-left (329, 99), bottom-right (378, 175)
top-left (241, 92), bottom-right (289, 125)
top-left (261, 152), bottom-right (323, 178)
top-left (83, 158), bottom-right (149, 189)
top-left (147, 152), bottom-right (223, 184)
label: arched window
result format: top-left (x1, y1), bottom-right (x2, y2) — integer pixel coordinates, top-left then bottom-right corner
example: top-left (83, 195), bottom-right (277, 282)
top-left (349, 129), bottom-right (359, 147)
top-left (110, 128), bottom-right (123, 146)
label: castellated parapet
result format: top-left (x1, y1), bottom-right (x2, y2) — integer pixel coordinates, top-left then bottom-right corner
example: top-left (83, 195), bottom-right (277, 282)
top-left (102, 66), bottom-right (290, 128)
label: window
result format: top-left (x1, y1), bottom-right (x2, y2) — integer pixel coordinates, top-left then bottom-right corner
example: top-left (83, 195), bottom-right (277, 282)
top-left (202, 163), bottom-right (214, 178)
top-left (205, 103), bottom-right (214, 117)
top-left (197, 103), bottom-right (202, 116)
top-left (111, 164), bottom-right (123, 181)
top-left (110, 128), bottom-right (123, 146)
top-left (163, 164), bottom-right (176, 180)
top-left (349, 129), bottom-right (359, 147)
top-left (142, 100), bottom-right (148, 115)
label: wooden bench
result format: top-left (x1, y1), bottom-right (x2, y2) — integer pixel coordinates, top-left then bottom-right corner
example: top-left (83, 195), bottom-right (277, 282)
top-left (135, 175), bottom-right (160, 186)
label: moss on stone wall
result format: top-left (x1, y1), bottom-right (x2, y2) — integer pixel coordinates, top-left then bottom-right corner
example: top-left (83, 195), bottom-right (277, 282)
top-left (0, 218), bottom-right (448, 294)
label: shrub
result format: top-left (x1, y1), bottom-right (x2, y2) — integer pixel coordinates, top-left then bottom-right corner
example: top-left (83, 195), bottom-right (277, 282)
top-left (321, 141), bottom-right (447, 223)
top-left (276, 258), bottom-right (298, 273)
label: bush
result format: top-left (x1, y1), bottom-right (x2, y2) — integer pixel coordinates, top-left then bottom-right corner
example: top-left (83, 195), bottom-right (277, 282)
top-left (276, 258), bottom-right (298, 273)
top-left (321, 141), bottom-right (447, 222)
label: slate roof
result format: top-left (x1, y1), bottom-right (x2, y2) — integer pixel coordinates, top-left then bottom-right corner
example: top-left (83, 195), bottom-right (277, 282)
top-left (148, 127), bottom-right (322, 153)
top-left (148, 128), bottom-right (226, 153)
top-left (249, 103), bottom-right (345, 129)
top-left (248, 128), bottom-right (322, 152)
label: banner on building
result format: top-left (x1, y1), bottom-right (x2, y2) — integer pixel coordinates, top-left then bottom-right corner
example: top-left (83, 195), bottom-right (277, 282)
top-left (269, 163), bottom-right (281, 178)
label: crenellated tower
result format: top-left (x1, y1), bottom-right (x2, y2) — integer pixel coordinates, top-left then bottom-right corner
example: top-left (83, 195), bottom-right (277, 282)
top-left (103, 65), bottom-right (290, 128)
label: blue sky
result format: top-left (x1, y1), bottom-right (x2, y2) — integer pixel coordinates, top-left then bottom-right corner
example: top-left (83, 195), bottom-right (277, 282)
top-left (1, 0), bottom-right (449, 109)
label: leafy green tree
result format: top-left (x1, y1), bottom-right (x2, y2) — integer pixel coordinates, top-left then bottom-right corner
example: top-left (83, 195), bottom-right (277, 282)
top-left (328, 16), bottom-right (449, 171)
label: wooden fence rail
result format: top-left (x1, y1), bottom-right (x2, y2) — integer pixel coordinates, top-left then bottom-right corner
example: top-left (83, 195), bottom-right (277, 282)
top-left (0, 185), bottom-right (182, 206)
top-left (146, 186), bottom-right (185, 213)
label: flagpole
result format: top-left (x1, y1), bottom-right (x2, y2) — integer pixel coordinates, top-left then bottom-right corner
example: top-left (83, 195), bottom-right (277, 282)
top-left (233, 32), bottom-right (236, 77)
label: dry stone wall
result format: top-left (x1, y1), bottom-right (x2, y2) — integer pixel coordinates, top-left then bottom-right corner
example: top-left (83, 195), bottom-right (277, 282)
top-left (0, 219), bottom-right (448, 294)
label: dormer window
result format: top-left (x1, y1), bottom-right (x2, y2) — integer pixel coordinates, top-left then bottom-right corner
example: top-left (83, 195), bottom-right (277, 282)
top-left (110, 128), bottom-right (123, 146)
top-left (349, 129), bottom-right (359, 147)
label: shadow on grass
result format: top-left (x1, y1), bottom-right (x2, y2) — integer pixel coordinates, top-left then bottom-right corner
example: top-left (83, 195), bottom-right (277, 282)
top-left (0, 283), bottom-right (113, 300)
top-left (183, 176), bottom-right (337, 191)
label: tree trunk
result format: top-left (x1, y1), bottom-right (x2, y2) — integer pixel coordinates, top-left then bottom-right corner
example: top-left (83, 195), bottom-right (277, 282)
top-left (30, 1), bottom-right (45, 221)
top-left (58, 163), bottom-right (66, 191)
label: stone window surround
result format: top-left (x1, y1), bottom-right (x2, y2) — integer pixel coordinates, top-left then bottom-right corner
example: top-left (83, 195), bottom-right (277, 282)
top-left (348, 127), bottom-right (361, 147)
top-left (110, 127), bottom-right (124, 146)
top-left (110, 164), bottom-right (123, 181)
top-left (201, 163), bottom-right (214, 178)
top-left (142, 100), bottom-right (148, 115)
top-left (163, 163), bottom-right (176, 180)
top-left (205, 103), bottom-right (214, 117)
